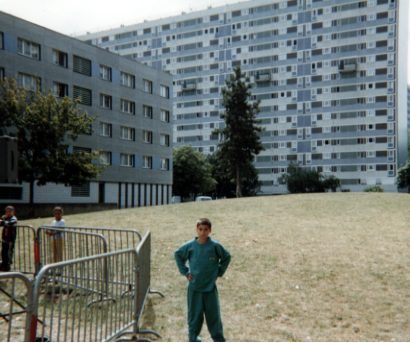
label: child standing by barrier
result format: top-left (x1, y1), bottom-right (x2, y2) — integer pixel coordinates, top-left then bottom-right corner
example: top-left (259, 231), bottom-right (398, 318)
top-left (175, 218), bottom-right (231, 342)
top-left (46, 206), bottom-right (65, 264)
top-left (0, 205), bottom-right (18, 272)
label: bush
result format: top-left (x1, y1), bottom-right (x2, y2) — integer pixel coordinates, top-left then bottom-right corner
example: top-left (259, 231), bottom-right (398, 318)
top-left (278, 163), bottom-right (340, 194)
top-left (363, 186), bottom-right (384, 193)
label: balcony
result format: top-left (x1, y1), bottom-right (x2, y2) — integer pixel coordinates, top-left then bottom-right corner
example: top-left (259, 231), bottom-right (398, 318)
top-left (182, 82), bottom-right (197, 91)
top-left (255, 73), bottom-right (271, 82)
top-left (339, 61), bottom-right (357, 73)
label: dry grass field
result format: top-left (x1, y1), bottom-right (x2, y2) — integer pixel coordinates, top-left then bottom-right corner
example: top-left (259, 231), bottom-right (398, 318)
top-left (19, 193), bottom-right (410, 342)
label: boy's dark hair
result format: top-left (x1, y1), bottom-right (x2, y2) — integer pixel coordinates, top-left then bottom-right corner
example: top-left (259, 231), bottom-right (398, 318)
top-left (5, 205), bottom-right (14, 211)
top-left (197, 218), bottom-right (212, 229)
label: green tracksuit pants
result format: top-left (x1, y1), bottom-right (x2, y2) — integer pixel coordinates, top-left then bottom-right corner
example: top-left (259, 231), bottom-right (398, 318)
top-left (187, 286), bottom-right (225, 342)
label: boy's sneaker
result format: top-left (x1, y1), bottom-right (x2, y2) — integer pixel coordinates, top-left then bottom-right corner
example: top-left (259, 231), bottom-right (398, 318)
top-left (196, 338), bottom-right (201, 342)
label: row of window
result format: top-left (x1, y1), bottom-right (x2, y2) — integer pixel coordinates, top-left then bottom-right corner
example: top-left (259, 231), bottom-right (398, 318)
top-left (8, 72), bottom-right (171, 121)
top-left (99, 122), bottom-right (170, 146)
top-left (0, 35), bottom-right (170, 96)
top-left (102, 0), bottom-right (394, 44)
top-left (257, 163), bottom-right (395, 175)
top-left (99, 152), bottom-right (169, 170)
top-left (257, 150), bottom-right (394, 163)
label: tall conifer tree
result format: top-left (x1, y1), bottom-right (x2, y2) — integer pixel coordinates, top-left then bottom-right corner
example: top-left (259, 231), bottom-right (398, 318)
top-left (213, 67), bottom-right (265, 197)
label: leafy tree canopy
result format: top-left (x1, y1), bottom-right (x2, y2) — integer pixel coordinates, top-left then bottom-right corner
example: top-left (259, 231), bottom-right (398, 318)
top-left (0, 78), bottom-right (105, 215)
top-left (172, 145), bottom-right (216, 201)
top-left (206, 150), bottom-right (261, 198)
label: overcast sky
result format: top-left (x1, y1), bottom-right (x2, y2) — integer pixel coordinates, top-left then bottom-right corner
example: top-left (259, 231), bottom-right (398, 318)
top-left (1, 0), bottom-right (409, 80)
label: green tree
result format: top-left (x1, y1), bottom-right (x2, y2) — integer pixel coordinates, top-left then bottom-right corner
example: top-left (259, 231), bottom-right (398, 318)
top-left (0, 78), bottom-right (105, 215)
top-left (278, 163), bottom-right (340, 193)
top-left (396, 132), bottom-right (410, 191)
top-left (206, 150), bottom-right (262, 198)
top-left (172, 145), bottom-right (217, 201)
top-left (213, 66), bottom-right (265, 197)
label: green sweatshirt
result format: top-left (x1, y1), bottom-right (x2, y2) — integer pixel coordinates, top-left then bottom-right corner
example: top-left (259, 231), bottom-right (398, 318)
top-left (175, 237), bottom-right (231, 292)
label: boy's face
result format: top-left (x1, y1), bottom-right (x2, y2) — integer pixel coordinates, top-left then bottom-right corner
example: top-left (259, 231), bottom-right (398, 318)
top-left (196, 224), bottom-right (211, 240)
top-left (54, 210), bottom-right (62, 221)
top-left (5, 209), bottom-right (14, 219)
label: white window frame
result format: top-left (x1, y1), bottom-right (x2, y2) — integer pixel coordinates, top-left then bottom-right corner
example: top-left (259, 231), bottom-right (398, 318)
top-left (100, 94), bottom-right (111, 109)
top-left (18, 73), bottom-right (39, 91)
top-left (121, 99), bottom-right (135, 114)
top-left (142, 156), bottom-right (152, 169)
top-left (52, 82), bottom-right (68, 98)
top-left (99, 65), bottom-right (111, 81)
top-left (120, 153), bottom-right (134, 167)
top-left (160, 158), bottom-right (169, 170)
top-left (17, 38), bottom-right (40, 59)
top-left (160, 85), bottom-right (169, 98)
top-left (120, 72), bottom-right (135, 88)
top-left (143, 105), bottom-right (152, 118)
top-left (160, 134), bottom-right (170, 146)
top-left (52, 50), bottom-right (67, 67)
top-left (120, 126), bottom-right (135, 140)
top-left (142, 130), bottom-right (153, 143)
top-left (99, 122), bottom-right (111, 137)
top-left (160, 109), bottom-right (170, 122)
top-left (143, 79), bottom-right (153, 93)
top-left (100, 151), bottom-right (111, 165)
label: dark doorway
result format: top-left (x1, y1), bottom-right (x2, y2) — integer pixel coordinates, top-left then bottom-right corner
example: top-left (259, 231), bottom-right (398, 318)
top-left (99, 182), bottom-right (105, 203)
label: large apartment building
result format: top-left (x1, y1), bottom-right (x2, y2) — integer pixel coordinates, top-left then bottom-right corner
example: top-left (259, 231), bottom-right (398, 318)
top-left (79, 0), bottom-right (408, 193)
top-left (0, 11), bottom-right (173, 211)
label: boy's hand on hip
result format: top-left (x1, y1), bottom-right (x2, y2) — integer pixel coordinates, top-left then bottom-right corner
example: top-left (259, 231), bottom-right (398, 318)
top-left (187, 272), bottom-right (194, 281)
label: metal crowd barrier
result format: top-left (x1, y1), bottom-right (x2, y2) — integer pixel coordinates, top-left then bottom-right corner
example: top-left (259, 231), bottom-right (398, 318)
top-left (40, 225), bottom-right (142, 252)
top-left (1, 225), bottom-right (37, 276)
top-left (0, 272), bottom-right (34, 342)
top-left (36, 227), bottom-right (108, 275)
top-left (28, 231), bottom-right (161, 342)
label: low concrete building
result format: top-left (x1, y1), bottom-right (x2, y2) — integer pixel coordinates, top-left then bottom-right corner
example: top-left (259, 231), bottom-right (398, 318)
top-left (0, 11), bottom-right (173, 213)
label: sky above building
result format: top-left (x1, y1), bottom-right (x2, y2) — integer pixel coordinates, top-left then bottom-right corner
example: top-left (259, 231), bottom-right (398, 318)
top-left (1, 0), bottom-right (409, 81)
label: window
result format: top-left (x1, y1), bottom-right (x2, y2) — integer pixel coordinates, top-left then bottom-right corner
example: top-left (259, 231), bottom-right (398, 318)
top-left (18, 73), bottom-right (40, 91)
top-left (71, 182), bottom-right (90, 197)
top-left (160, 158), bottom-right (169, 170)
top-left (120, 126), bottom-right (135, 140)
top-left (120, 153), bottom-right (134, 167)
top-left (160, 85), bottom-right (170, 98)
top-left (160, 134), bottom-right (170, 146)
top-left (143, 79), bottom-right (152, 93)
top-left (99, 65), bottom-right (111, 81)
top-left (17, 38), bottom-right (40, 59)
top-left (160, 109), bottom-right (170, 122)
top-left (0, 68), bottom-right (3, 80)
top-left (52, 50), bottom-right (67, 67)
top-left (121, 72), bottom-right (135, 88)
top-left (121, 99), bottom-right (135, 114)
top-left (142, 156), bottom-right (152, 169)
top-left (100, 94), bottom-right (112, 109)
top-left (73, 55), bottom-right (91, 76)
top-left (73, 86), bottom-right (92, 106)
top-left (143, 130), bottom-right (153, 143)
top-left (0, 32), bottom-right (3, 50)
top-left (100, 151), bottom-right (111, 165)
top-left (52, 82), bottom-right (68, 97)
top-left (99, 122), bottom-right (112, 137)
top-left (143, 105), bottom-right (152, 118)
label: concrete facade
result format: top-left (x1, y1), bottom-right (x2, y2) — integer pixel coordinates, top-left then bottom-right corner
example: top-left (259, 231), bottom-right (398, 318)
top-left (0, 11), bottom-right (173, 210)
top-left (79, 0), bottom-right (408, 193)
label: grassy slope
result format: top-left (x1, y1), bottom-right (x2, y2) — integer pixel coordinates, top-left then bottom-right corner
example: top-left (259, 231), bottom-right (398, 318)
top-left (21, 193), bottom-right (410, 341)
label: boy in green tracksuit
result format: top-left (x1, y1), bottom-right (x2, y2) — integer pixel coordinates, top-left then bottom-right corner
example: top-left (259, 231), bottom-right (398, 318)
top-left (175, 218), bottom-right (231, 342)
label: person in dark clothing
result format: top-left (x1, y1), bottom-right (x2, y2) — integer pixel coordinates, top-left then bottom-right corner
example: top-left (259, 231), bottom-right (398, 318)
top-left (0, 205), bottom-right (18, 272)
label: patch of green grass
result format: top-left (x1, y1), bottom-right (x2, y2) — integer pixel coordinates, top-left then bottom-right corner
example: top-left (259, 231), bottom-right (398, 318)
top-left (18, 193), bottom-right (410, 341)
